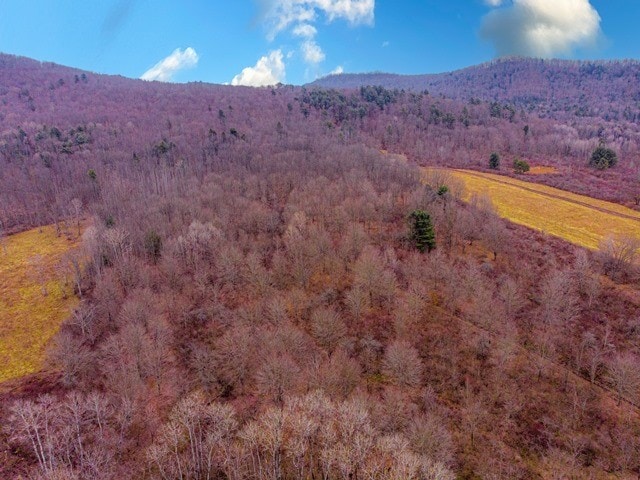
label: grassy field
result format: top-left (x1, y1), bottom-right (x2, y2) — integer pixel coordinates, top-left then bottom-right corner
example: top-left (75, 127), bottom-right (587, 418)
top-left (527, 165), bottom-right (558, 175)
top-left (434, 169), bottom-right (640, 250)
top-left (0, 225), bottom-right (81, 382)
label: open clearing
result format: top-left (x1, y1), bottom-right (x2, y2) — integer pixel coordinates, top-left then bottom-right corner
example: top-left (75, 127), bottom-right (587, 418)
top-left (527, 165), bottom-right (559, 175)
top-left (439, 169), bottom-right (640, 250)
top-left (0, 225), bottom-right (81, 382)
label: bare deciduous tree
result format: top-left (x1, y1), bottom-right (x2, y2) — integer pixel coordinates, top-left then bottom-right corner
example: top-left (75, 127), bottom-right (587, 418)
top-left (608, 352), bottom-right (640, 405)
top-left (382, 340), bottom-right (423, 388)
top-left (482, 215), bottom-right (509, 261)
top-left (147, 392), bottom-right (237, 480)
top-left (571, 249), bottom-right (600, 307)
top-left (598, 234), bottom-right (640, 281)
top-left (538, 269), bottom-right (579, 326)
top-left (353, 246), bottom-right (397, 309)
top-left (70, 198), bottom-right (82, 237)
top-left (344, 286), bottom-right (370, 321)
top-left (316, 349), bottom-right (361, 399)
top-left (48, 330), bottom-right (93, 387)
top-left (310, 307), bottom-right (348, 353)
top-left (255, 353), bottom-right (301, 404)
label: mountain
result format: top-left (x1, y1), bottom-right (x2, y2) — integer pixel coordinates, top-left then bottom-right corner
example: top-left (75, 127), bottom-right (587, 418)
top-left (310, 57), bottom-right (640, 122)
top-left (3, 53), bottom-right (640, 480)
top-left (1, 53), bottom-right (640, 234)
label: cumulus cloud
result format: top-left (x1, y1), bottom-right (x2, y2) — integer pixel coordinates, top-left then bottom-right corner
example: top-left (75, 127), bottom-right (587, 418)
top-left (264, 0), bottom-right (375, 39)
top-left (315, 0), bottom-right (375, 24)
top-left (301, 39), bottom-right (326, 64)
top-left (292, 23), bottom-right (317, 38)
top-left (330, 65), bottom-right (344, 75)
top-left (259, 0), bottom-right (374, 67)
top-left (141, 47), bottom-right (199, 82)
top-left (481, 0), bottom-right (602, 58)
top-left (231, 50), bottom-right (286, 87)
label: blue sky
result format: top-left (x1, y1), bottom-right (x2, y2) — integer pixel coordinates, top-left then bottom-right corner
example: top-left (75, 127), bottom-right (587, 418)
top-left (0, 1), bottom-right (638, 86)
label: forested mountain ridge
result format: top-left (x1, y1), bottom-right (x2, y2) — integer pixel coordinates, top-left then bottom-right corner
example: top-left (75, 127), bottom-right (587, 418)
top-left (311, 57), bottom-right (640, 122)
top-left (2, 53), bottom-right (640, 235)
top-left (2, 53), bottom-right (640, 479)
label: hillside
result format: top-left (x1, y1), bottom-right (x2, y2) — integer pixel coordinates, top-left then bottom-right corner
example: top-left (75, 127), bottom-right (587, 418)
top-left (311, 57), bottom-right (640, 122)
top-left (2, 53), bottom-right (640, 479)
top-left (2, 54), bottom-right (640, 235)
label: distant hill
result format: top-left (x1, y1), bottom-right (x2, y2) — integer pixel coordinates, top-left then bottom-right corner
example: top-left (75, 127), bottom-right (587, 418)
top-left (310, 57), bottom-right (640, 122)
top-left (2, 52), bottom-right (640, 232)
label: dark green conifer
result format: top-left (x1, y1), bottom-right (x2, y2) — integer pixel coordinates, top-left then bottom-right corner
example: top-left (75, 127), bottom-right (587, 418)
top-left (409, 210), bottom-right (436, 253)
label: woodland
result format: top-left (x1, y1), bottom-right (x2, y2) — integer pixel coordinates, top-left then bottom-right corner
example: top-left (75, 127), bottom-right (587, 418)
top-left (1, 53), bottom-right (640, 479)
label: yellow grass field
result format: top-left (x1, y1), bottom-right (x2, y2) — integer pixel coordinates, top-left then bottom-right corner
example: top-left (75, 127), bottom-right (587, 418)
top-left (430, 169), bottom-right (640, 250)
top-left (0, 225), bottom-right (81, 382)
top-left (527, 165), bottom-right (559, 175)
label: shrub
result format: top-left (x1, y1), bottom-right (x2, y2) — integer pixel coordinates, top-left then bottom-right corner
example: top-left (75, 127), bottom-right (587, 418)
top-left (589, 145), bottom-right (618, 170)
top-left (513, 158), bottom-right (530, 174)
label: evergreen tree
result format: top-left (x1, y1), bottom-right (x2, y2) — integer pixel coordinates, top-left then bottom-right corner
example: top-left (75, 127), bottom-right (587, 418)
top-left (409, 210), bottom-right (436, 253)
top-left (589, 144), bottom-right (618, 170)
top-left (489, 152), bottom-right (500, 170)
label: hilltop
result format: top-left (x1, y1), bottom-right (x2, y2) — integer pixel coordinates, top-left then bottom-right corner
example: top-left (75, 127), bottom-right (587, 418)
top-left (311, 57), bottom-right (640, 122)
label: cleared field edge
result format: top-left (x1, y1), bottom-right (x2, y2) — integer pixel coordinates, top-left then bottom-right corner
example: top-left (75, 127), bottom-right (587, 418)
top-left (424, 168), bottom-right (640, 251)
top-left (0, 225), bottom-right (81, 382)
top-left (455, 169), bottom-right (640, 221)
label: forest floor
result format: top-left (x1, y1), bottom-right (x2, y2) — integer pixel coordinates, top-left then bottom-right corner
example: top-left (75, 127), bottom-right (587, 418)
top-left (0, 224), bottom-right (81, 383)
top-left (444, 168), bottom-right (640, 250)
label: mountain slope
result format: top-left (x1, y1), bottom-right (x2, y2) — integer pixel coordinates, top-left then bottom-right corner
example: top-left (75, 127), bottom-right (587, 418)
top-left (311, 57), bottom-right (640, 122)
top-left (2, 53), bottom-right (640, 233)
top-left (2, 53), bottom-right (640, 480)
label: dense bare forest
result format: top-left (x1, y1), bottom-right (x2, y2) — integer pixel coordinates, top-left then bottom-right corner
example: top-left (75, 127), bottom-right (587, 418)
top-left (3, 55), bottom-right (640, 236)
top-left (312, 57), bottom-right (640, 123)
top-left (2, 54), bottom-right (640, 479)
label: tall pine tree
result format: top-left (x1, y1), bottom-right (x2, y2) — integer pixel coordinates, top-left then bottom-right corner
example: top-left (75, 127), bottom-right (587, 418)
top-left (409, 210), bottom-right (436, 253)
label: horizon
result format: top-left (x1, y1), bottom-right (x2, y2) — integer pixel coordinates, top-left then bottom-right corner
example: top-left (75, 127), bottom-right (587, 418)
top-left (4, 50), bottom-right (640, 88)
top-left (0, 1), bottom-right (638, 86)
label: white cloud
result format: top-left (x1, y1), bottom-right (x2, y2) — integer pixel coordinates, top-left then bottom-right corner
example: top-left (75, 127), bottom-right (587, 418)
top-left (264, 0), bottom-right (375, 39)
top-left (330, 65), bottom-right (344, 75)
top-left (315, 0), bottom-right (375, 24)
top-left (484, 0), bottom-right (505, 6)
top-left (141, 47), bottom-right (199, 82)
top-left (481, 0), bottom-right (602, 58)
top-left (259, 0), bottom-right (374, 69)
top-left (231, 50), bottom-right (286, 87)
top-left (292, 23), bottom-right (317, 38)
top-left (301, 39), bottom-right (326, 64)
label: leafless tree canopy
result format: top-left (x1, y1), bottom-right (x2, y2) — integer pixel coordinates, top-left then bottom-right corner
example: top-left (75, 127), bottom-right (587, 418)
top-left (2, 55), bottom-right (640, 479)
